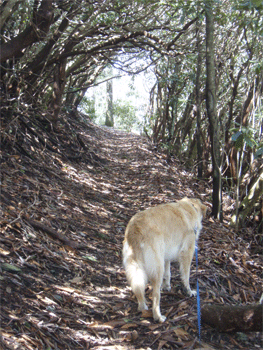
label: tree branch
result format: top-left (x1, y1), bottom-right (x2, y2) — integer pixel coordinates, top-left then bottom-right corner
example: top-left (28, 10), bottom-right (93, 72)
top-left (202, 304), bottom-right (263, 332)
top-left (0, 0), bottom-right (53, 63)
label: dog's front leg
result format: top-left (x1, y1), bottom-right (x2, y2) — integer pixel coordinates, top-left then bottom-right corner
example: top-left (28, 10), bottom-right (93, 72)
top-left (162, 260), bottom-right (171, 291)
top-left (179, 246), bottom-right (196, 296)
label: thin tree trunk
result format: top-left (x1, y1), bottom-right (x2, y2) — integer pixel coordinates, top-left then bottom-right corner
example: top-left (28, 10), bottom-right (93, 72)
top-left (205, 0), bottom-right (222, 220)
top-left (105, 79), bottom-right (114, 127)
top-left (50, 58), bottom-right (67, 126)
top-left (232, 165), bottom-right (263, 227)
top-left (196, 6), bottom-right (203, 178)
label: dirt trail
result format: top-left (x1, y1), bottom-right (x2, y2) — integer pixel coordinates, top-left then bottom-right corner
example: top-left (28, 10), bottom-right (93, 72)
top-left (0, 114), bottom-right (262, 349)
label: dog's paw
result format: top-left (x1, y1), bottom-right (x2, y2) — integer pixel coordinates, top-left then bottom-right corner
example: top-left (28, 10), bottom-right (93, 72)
top-left (162, 284), bottom-right (171, 292)
top-left (138, 303), bottom-right (148, 311)
top-left (158, 315), bottom-right (166, 323)
top-left (189, 289), bottom-right (197, 297)
top-left (154, 314), bottom-right (166, 323)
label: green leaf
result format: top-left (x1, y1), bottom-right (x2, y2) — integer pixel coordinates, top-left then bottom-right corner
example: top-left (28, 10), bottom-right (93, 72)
top-left (232, 131), bottom-right (243, 149)
top-left (1, 263), bottom-right (22, 273)
top-left (231, 131), bottom-right (242, 142)
top-left (243, 133), bottom-right (257, 148)
top-left (255, 147), bottom-right (263, 159)
top-left (82, 254), bottom-right (98, 262)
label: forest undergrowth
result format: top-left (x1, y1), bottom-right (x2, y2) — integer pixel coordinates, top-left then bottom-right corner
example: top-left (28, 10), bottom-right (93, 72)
top-left (0, 110), bottom-right (262, 350)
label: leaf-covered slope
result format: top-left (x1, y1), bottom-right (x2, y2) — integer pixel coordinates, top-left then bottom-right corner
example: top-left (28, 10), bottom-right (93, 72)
top-left (0, 111), bottom-right (262, 349)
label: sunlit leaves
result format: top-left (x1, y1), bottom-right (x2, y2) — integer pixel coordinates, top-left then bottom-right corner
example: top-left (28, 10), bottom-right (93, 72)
top-left (237, 0), bottom-right (263, 11)
top-left (254, 146), bottom-right (263, 159)
top-left (95, 11), bottom-right (119, 26)
top-left (232, 127), bottom-right (259, 150)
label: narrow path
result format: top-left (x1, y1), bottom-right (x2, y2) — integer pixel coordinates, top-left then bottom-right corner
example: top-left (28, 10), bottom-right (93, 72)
top-left (1, 118), bottom-right (262, 350)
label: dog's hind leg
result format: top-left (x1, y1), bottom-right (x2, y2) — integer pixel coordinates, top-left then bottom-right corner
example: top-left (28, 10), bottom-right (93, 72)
top-left (133, 281), bottom-right (148, 311)
top-left (127, 265), bottom-right (148, 311)
top-left (151, 266), bottom-right (166, 322)
top-left (162, 260), bottom-right (171, 291)
top-left (123, 241), bottom-right (148, 311)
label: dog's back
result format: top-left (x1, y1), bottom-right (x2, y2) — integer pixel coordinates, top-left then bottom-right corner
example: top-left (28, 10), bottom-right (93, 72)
top-left (123, 198), bottom-right (204, 259)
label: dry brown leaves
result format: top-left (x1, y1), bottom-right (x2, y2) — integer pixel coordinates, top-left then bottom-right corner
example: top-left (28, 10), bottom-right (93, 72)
top-left (0, 112), bottom-right (262, 349)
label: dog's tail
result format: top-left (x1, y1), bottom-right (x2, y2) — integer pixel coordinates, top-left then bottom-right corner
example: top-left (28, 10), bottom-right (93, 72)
top-left (123, 240), bottom-right (147, 303)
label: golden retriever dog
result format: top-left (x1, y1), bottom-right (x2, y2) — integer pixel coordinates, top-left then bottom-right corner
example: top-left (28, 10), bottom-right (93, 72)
top-left (123, 197), bottom-right (207, 322)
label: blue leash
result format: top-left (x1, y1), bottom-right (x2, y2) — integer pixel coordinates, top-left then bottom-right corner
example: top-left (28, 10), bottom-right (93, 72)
top-left (195, 243), bottom-right (201, 341)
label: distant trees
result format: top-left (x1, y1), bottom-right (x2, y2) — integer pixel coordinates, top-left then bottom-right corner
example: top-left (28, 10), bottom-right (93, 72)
top-left (1, 0), bottom-right (262, 231)
top-left (105, 79), bottom-right (114, 127)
